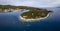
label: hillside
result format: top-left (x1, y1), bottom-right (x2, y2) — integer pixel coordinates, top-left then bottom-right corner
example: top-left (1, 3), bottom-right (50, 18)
top-left (0, 5), bottom-right (46, 12)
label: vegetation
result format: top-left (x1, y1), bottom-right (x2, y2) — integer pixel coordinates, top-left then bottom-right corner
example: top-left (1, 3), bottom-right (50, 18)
top-left (0, 5), bottom-right (45, 12)
top-left (0, 5), bottom-right (52, 19)
top-left (21, 10), bottom-right (52, 19)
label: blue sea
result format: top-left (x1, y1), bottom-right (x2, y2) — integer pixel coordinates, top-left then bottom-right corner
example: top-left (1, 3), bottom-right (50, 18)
top-left (0, 8), bottom-right (60, 31)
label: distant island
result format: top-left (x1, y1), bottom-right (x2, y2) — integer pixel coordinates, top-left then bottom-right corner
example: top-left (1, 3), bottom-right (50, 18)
top-left (20, 9), bottom-right (52, 22)
top-left (0, 5), bottom-right (46, 12)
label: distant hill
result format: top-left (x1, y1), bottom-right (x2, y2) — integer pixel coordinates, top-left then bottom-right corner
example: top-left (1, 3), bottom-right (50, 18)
top-left (0, 5), bottom-right (48, 12)
top-left (0, 5), bottom-right (46, 10)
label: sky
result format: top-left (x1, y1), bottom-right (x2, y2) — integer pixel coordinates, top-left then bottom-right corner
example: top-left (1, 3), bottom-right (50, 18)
top-left (0, 0), bottom-right (60, 7)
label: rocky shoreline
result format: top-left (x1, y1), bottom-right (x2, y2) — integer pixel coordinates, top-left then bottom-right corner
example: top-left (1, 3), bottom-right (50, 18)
top-left (19, 12), bottom-right (51, 22)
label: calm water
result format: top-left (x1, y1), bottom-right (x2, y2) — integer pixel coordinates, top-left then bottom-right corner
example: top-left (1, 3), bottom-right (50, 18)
top-left (0, 8), bottom-right (60, 31)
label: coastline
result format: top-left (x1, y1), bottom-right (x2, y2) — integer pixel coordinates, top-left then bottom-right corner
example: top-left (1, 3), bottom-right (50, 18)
top-left (19, 12), bottom-right (51, 22)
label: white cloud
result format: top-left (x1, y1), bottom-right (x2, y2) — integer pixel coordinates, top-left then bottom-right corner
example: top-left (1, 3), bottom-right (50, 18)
top-left (0, 0), bottom-right (60, 7)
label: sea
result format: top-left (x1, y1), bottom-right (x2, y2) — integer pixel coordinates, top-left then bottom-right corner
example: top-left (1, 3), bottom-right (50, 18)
top-left (0, 8), bottom-right (60, 31)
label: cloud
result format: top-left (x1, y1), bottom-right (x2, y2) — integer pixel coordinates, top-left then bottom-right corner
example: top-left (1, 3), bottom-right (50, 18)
top-left (0, 0), bottom-right (60, 7)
